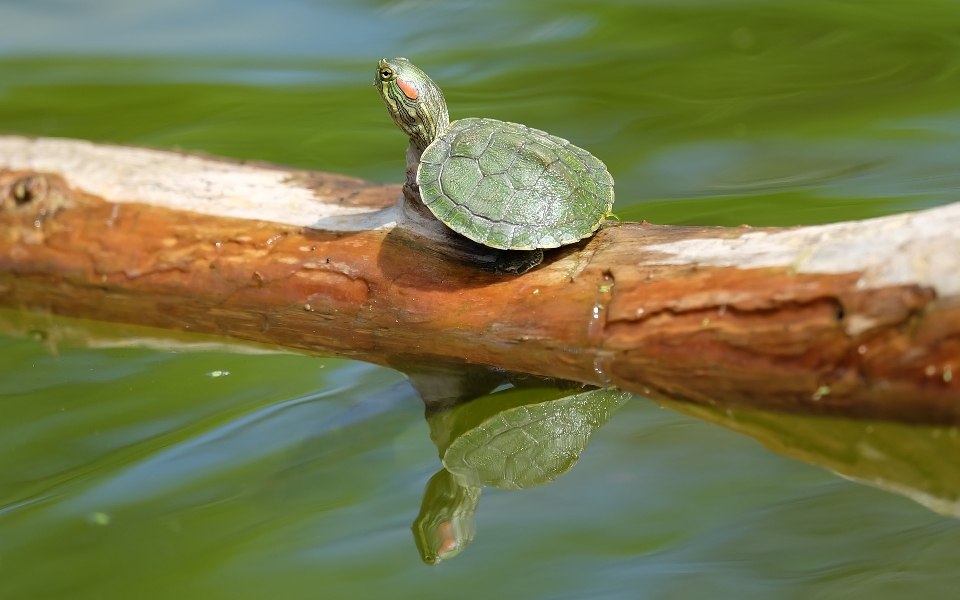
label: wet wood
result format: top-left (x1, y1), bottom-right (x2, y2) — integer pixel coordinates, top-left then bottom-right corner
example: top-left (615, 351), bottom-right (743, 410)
top-left (0, 136), bottom-right (958, 423)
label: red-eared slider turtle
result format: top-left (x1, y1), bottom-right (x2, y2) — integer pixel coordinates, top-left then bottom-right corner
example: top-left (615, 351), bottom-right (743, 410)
top-left (412, 384), bottom-right (630, 564)
top-left (374, 58), bottom-right (614, 274)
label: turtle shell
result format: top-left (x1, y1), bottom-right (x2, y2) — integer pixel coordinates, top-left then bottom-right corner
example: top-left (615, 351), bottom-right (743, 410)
top-left (416, 117), bottom-right (614, 250)
top-left (440, 387), bottom-right (631, 490)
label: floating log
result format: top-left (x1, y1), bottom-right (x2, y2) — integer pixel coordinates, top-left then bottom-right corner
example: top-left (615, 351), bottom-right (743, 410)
top-left (0, 136), bottom-right (958, 422)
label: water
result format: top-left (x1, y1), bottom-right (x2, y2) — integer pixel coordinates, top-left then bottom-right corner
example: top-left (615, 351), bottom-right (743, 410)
top-left (2, 0), bottom-right (960, 596)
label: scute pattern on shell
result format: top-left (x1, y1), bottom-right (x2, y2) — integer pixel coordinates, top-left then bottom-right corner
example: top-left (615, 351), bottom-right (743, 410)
top-left (417, 117), bottom-right (614, 250)
top-left (441, 388), bottom-right (631, 490)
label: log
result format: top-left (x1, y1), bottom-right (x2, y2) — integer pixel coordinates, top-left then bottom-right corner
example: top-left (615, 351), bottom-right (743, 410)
top-left (0, 136), bottom-right (958, 423)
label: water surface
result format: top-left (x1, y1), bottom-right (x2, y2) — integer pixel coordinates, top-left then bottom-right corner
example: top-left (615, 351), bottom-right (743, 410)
top-left (2, 0), bottom-right (960, 597)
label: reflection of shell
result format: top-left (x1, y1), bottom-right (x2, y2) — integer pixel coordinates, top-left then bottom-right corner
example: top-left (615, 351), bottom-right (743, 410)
top-left (442, 388), bottom-right (631, 490)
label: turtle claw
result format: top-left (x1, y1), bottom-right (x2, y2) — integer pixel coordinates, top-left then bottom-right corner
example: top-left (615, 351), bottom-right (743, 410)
top-left (494, 248), bottom-right (543, 275)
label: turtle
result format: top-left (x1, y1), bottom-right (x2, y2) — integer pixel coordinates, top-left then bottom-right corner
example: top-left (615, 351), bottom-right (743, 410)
top-left (412, 384), bottom-right (631, 564)
top-left (374, 57), bottom-right (615, 274)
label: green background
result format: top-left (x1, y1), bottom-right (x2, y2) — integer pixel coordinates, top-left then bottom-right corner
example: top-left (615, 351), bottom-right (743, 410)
top-left (1, 0), bottom-right (959, 597)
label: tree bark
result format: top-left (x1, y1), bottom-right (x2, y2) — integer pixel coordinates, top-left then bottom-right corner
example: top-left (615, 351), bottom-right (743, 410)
top-left (1, 136), bottom-right (958, 423)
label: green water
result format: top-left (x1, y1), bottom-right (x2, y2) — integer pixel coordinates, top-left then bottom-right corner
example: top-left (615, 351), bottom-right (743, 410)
top-left (2, 0), bottom-right (960, 596)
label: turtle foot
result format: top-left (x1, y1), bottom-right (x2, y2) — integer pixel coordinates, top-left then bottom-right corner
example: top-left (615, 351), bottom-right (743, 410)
top-left (494, 248), bottom-right (543, 275)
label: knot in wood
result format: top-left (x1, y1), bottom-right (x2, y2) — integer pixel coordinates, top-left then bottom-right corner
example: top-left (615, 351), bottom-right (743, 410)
top-left (12, 175), bottom-right (48, 206)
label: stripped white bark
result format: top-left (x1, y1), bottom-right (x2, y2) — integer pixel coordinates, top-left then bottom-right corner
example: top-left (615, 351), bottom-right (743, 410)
top-left (647, 203), bottom-right (960, 297)
top-left (0, 136), bottom-right (398, 231)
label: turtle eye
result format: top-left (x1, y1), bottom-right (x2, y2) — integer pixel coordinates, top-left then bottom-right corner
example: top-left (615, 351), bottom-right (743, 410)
top-left (380, 68), bottom-right (393, 80)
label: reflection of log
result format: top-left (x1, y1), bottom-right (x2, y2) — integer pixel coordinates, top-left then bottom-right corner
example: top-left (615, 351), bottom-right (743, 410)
top-left (0, 136), bottom-right (958, 422)
top-left (659, 398), bottom-right (960, 518)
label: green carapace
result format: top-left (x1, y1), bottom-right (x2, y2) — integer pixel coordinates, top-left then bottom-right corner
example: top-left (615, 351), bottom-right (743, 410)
top-left (374, 57), bottom-right (614, 273)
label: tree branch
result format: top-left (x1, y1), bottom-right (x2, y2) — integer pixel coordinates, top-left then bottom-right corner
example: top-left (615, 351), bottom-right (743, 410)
top-left (1, 136), bottom-right (957, 422)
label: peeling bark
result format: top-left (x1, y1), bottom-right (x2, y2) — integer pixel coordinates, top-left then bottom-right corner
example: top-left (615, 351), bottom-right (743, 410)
top-left (0, 137), bottom-right (958, 423)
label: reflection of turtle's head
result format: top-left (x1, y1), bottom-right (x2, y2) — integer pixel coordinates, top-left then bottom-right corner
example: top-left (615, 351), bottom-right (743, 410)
top-left (411, 469), bottom-right (480, 565)
top-left (413, 384), bottom-right (631, 564)
top-left (374, 57), bottom-right (450, 152)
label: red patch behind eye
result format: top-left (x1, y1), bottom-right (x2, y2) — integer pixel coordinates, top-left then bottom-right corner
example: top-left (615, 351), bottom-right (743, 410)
top-left (437, 521), bottom-right (457, 554)
top-left (396, 78), bottom-right (419, 99)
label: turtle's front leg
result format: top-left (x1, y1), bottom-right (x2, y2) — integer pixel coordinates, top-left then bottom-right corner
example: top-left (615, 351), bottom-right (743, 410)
top-left (494, 248), bottom-right (544, 275)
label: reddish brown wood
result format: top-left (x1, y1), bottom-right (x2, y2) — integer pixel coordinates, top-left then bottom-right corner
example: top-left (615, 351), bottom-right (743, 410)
top-left (1, 168), bottom-right (958, 423)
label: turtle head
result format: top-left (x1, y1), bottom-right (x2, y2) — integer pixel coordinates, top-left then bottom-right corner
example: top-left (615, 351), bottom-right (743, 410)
top-left (411, 469), bottom-right (479, 565)
top-left (375, 58), bottom-right (450, 152)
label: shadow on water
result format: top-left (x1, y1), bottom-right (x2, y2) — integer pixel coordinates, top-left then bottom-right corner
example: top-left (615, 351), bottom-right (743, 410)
top-left (3, 308), bottom-right (959, 570)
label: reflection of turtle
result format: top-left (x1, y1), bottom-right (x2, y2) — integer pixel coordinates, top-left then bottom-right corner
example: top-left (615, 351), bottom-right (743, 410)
top-left (412, 385), bottom-right (631, 564)
top-left (374, 58), bottom-right (615, 274)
